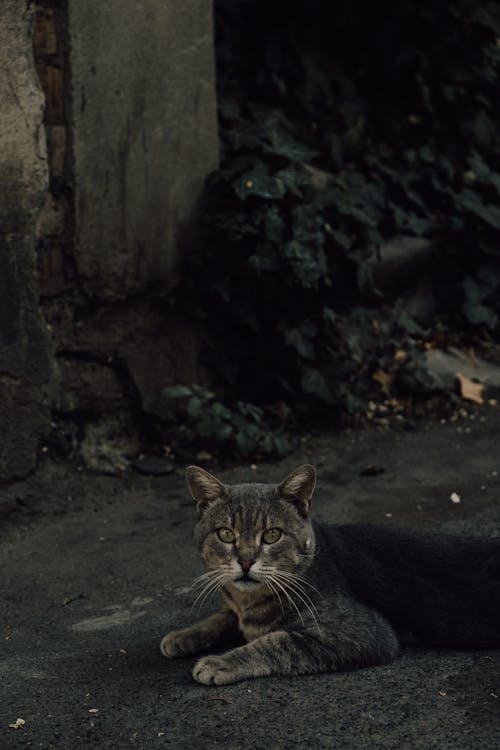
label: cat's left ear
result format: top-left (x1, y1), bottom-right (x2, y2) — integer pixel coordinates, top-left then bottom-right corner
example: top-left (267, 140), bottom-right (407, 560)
top-left (278, 464), bottom-right (316, 517)
top-left (185, 466), bottom-right (228, 514)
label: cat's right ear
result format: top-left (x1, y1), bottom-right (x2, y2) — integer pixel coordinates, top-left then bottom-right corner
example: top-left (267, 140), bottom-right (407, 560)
top-left (185, 466), bottom-right (227, 514)
top-left (278, 464), bottom-right (316, 517)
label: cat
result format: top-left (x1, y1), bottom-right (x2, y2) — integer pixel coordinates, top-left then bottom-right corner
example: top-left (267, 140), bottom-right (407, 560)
top-left (160, 464), bottom-right (500, 685)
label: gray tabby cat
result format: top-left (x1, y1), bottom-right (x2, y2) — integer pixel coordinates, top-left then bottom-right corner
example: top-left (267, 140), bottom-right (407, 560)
top-left (160, 464), bottom-right (500, 685)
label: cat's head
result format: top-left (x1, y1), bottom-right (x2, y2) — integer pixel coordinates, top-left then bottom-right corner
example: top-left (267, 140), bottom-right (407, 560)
top-left (186, 464), bottom-right (316, 591)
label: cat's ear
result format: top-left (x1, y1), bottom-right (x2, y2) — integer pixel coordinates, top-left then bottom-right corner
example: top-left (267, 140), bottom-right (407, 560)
top-left (278, 464), bottom-right (316, 517)
top-left (185, 466), bottom-right (227, 514)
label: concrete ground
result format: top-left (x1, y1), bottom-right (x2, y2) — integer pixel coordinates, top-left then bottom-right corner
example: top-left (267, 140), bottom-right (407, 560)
top-left (1, 411), bottom-right (500, 749)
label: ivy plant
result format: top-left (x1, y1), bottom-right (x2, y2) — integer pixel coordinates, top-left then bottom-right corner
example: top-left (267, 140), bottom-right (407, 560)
top-left (175, 0), bottom-right (500, 418)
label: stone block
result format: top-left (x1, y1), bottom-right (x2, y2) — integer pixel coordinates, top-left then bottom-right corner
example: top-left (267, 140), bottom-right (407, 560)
top-left (36, 191), bottom-right (65, 237)
top-left (122, 319), bottom-right (208, 420)
top-left (33, 6), bottom-right (57, 56)
top-left (0, 375), bottom-right (51, 481)
top-left (0, 1), bottom-right (57, 482)
top-left (58, 358), bottom-right (125, 413)
top-left (38, 64), bottom-right (64, 120)
top-left (68, 0), bottom-right (218, 299)
top-left (42, 300), bottom-right (207, 422)
top-left (38, 243), bottom-right (71, 297)
top-left (46, 125), bottom-right (66, 177)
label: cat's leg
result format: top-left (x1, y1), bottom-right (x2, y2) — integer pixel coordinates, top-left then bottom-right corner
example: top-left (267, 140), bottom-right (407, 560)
top-left (193, 605), bottom-right (400, 685)
top-left (160, 608), bottom-right (239, 658)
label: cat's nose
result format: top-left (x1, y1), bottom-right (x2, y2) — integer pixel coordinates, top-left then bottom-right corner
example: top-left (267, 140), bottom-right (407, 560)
top-left (239, 559), bottom-right (254, 573)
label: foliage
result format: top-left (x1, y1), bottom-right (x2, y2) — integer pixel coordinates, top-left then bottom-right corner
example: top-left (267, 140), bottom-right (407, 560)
top-left (180, 0), bottom-right (500, 416)
top-left (163, 385), bottom-right (290, 457)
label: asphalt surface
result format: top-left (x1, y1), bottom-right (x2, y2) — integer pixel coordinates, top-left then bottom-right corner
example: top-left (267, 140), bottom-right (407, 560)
top-left (1, 411), bottom-right (500, 749)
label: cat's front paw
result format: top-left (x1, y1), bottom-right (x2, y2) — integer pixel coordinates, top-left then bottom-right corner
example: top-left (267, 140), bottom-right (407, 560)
top-left (193, 654), bottom-right (239, 685)
top-left (160, 629), bottom-right (201, 658)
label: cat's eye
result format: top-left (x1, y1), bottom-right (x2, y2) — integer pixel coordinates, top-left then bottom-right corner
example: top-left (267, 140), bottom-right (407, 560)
top-left (217, 527), bottom-right (235, 543)
top-left (262, 528), bottom-right (282, 544)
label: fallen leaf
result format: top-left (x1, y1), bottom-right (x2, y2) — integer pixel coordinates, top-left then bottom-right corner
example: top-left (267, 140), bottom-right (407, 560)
top-left (372, 369), bottom-right (394, 395)
top-left (303, 164), bottom-right (334, 191)
top-left (8, 718), bottom-right (25, 730)
top-left (62, 593), bottom-right (85, 607)
top-left (269, 400), bottom-right (291, 420)
top-left (196, 450), bottom-right (213, 462)
top-left (456, 372), bottom-right (484, 404)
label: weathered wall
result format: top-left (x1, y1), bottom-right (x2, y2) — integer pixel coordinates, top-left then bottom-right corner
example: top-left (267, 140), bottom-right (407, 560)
top-left (0, 0), bottom-right (218, 481)
top-left (0, 2), bottom-right (57, 482)
top-left (36, 0), bottom-right (217, 471)
top-left (68, 0), bottom-right (218, 299)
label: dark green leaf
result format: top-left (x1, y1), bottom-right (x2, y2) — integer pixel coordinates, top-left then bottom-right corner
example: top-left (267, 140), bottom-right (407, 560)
top-left (271, 434), bottom-right (290, 457)
top-left (396, 311), bottom-right (424, 335)
top-left (463, 300), bottom-right (499, 329)
top-left (285, 328), bottom-right (316, 360)
top-left (233, 163), bottom-right (287, 200)
top-left (236, 427), bottom-right (259, 455)
top-left (457, 190), bottom-right (500, 230)
top-left (162, 385), bottom-right (192, 400)
top-left (262, 129), bottom-right (319, 162)
top-left (301, 367), bottom-right (334, 403)
top-left (187, 396), bottom-right (203, 418)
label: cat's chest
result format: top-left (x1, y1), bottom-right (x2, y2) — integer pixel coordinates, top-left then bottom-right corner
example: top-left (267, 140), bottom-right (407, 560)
top-left (223, 587), bottom-right (280, 640)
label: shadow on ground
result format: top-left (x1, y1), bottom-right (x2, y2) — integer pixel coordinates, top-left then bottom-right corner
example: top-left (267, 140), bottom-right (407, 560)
top-left (1, 411), bottom-right (500, 749)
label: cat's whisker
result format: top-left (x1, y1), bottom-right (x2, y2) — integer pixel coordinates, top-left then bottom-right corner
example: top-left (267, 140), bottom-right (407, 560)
top-left (277, 570), bottom-right (321, 595)
top-left (260, 566), bottom-right (319, 599)
top-left (197, 577), bottom-right (228, 612)
top-left (273, 579), bottom-right (321, 632)
top-left (272, 572), bottom-right (319, 610)
top-left (265, 568), bottom-right (321, 632)
top-left (273, 577), bottom-right (319, 611)
top-left (192, 570), bottom-right (226, 597)
top-left (191, 572), bottom-right (228, 611)
top-left (191, 580), bottom-right (218, 610)
top-left (263, 577), bottom-right (285, 616)
top-left (192, 580), bottom-right (225, 612)
top-left (188, 570), bottom-right (220, 591)
top-left (272, 571), bottom-right (323, 610)
top-left (266, 575), bottom-right (306, 627)
top-left (189, 565), bottom-right (233, 593)
top-left (274, 572), bottom-right (320, 609)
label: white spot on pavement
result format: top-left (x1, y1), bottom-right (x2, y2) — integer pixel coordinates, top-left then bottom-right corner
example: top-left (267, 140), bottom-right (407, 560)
top-left (71, 609), bottom-right (146, 632)
top-left (131, 596), bottom-right (153, 607)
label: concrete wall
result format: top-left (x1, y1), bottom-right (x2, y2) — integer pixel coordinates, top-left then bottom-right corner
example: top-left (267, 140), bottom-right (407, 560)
top-left (0, 2), bottom-right (57, 482)
top-left (68, 0), bottom-right (218, 299)
top-left (1, 0), bottom-right (218, 482)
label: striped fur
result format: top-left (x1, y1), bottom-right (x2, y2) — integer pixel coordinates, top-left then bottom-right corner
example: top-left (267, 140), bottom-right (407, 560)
top-left (160, 465), bottom-right (500, 685)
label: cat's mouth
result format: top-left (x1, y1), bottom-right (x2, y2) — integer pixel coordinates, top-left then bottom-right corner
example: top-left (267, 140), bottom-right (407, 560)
top-left (232, 573), bottom-right (263, 588)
